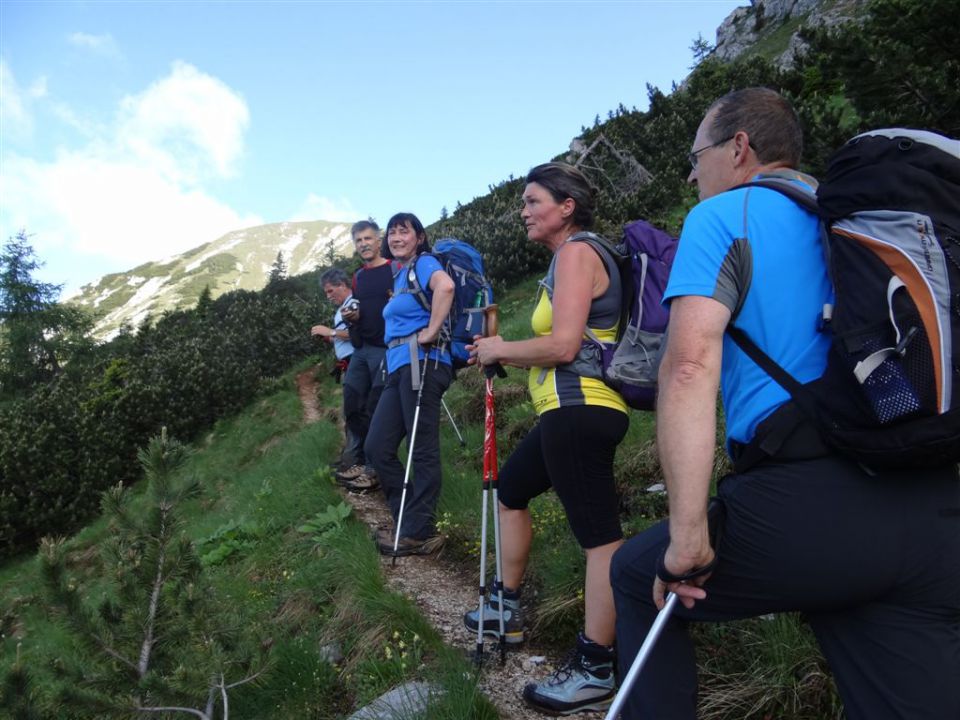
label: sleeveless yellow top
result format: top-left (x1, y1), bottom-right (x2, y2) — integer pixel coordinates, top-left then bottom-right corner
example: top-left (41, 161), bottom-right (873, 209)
top-left (527, 239), bottom-right (628, 415)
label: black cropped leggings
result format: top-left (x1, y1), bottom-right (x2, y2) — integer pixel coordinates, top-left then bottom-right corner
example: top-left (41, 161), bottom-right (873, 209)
top-left (498, 404), bottom-right (629, 549)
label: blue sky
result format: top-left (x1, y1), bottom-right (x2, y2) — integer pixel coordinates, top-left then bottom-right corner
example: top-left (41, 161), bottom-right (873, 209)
top-left (0, 0), bottom-right (742, 295)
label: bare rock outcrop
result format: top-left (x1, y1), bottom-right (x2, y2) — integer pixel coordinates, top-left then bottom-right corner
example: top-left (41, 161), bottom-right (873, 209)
top-left (713, 0), bottom-right (868, 69)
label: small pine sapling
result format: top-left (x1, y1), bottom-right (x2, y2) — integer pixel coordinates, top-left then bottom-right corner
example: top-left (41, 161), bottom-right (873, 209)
top-left (38, 429), bottom-right (268, 719)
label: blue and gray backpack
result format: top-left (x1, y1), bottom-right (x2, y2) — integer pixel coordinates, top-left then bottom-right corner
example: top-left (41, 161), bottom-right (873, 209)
top-left (402, 238), bottom-right (494, 369)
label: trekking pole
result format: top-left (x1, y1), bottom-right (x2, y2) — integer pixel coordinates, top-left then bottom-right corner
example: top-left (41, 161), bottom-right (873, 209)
top-left (474, 400), bottom-right (493, 666)
top-left (441, 398), bottom-right (465, 447)
top-left (606, 500), bottom-right (725, 717)
top-left (484, 305), bottom-right (508, 664)
top-left (603, 592), bottom-right (678, 720)
top-left (473, 305), bottom-right (508, 667)
top-left (392, 350), bottom-right (432, 566)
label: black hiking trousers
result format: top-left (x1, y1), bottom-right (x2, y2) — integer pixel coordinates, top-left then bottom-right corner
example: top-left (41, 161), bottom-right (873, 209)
top-left (365, 361), bottom-right (452, 540)
top-left (610, 455), bottom-right (960, 720)
top-left (342, 344), bottom-right (386, 467)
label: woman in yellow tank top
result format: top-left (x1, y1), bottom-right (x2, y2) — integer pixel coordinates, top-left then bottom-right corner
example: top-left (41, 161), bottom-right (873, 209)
top-left (465, 163), bottom-right (629, 715)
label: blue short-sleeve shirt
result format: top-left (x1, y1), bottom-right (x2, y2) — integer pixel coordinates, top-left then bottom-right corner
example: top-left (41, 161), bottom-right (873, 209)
top-left (384, 254), bottom-right (452, 373)
top-left (663, 176), bottom-right (832, 449)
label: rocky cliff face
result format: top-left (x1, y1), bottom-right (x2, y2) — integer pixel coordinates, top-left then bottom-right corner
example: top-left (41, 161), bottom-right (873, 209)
top-left (714, 0), bottom-right (867, 68)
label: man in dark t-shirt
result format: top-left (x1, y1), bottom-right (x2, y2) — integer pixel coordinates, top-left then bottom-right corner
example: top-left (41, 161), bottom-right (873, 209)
top-left (337, 220), bottom-right (392, 491)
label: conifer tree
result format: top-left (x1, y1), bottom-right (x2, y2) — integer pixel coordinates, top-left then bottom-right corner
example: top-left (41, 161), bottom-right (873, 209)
top-left (38, 429), bottom-right (267, 719)
top-left (0, 644), bottom-right (40, 720)
top-left (690, 33), bottom-right (714, 67)
top-left (0, 230), bottom-right (91, 396)
top-left (195, 285), bottom-right (214, 316)
top-left (267, 251), bottom-right (287, 286)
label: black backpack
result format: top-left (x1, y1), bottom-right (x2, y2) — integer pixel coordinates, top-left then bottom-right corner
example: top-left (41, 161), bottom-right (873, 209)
top-left (728, 128), bottom-right (960, 469)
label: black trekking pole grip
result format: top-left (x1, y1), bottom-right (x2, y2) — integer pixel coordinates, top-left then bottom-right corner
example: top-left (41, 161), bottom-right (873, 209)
top-left (482, 304), bottom-right (507, 379)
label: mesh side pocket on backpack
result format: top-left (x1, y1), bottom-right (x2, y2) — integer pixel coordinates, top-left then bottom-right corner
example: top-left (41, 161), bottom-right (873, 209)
top-left (836, 308), bottom-right (937, 424)
top-left (605, 326), bottom-right (664, 388)
top-left (861, 356), bottom-right (921, 423)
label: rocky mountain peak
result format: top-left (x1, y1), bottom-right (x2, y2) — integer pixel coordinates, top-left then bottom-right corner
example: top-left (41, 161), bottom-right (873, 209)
top-left (714, 0), bottom-right (868, 68)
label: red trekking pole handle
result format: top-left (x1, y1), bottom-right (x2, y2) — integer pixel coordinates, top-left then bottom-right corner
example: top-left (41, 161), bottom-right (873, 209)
top-left (482, 304), bottom-right (507, 379)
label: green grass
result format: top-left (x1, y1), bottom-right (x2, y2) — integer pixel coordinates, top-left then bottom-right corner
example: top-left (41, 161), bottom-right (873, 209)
top-left (696, 615), bottom-right (842, 720)
top-left (0, 360), bottom-right (495, 719)
top-left (747, 13), bottom-right (807, 62)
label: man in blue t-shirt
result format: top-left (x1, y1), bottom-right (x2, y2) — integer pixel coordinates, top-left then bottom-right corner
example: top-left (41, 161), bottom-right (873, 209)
top-left (610, 88), bottom-right (959, 720)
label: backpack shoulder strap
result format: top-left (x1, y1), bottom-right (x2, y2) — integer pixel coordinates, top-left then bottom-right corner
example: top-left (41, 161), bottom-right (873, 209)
top-left (568, 231), bottom-right (621, 276)
top-left (733, 175), bottom-right (834, 314)
top-left (567, 231), bottom-right (629, 342)
top-left (733, 176), bottom-right (820, 215)
top-left (400, 253), bottom-right (434, 312)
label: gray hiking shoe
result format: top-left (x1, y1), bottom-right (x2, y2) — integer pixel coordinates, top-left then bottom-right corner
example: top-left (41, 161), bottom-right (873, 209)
top-left (463, 591), bottom-right (524, 645)
top-left (522, 638), bottom-right (615, 715)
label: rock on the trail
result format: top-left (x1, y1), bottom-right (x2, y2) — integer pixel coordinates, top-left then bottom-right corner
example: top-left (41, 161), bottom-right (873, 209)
top-left (347, 681), bottom-right (442, 719)
top-left (522, 655), bottom-right (548, 672)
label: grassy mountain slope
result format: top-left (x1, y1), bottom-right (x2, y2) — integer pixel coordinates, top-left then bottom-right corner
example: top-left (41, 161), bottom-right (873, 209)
top-left (0, 360), bottom-right (498, 719)
top-left (67, 219), bottom-right (354, 341)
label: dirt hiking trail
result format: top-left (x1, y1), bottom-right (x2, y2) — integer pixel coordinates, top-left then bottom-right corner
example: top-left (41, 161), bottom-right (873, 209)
top-left (296, 367), bottom-right (608, 719)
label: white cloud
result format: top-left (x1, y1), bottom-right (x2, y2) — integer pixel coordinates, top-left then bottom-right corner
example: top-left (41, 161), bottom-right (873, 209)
top-left (0, 61), bottom-right (260, 280)
top-left (290, 193), bottom-right (359, 223)
top-left (67, 32), bottom-right (121, 58)
top-left (3, 151), bottom-right (261, 264)
top-left (0, 60), bottom-right (32, 139)
top-left (117, 61), bottom-right (249, 182)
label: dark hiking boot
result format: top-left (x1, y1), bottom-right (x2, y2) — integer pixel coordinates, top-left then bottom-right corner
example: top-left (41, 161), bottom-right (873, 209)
top-left (522, 634), bottom-right (615, 715)
top-left (376, 530), bottom-right (445, 557)
top-left (336, 464), bottom-right (366, 481)
top-left (463, 590), bottom-right (524, 645)
top-left (340, 471), bottom-right (380, 494)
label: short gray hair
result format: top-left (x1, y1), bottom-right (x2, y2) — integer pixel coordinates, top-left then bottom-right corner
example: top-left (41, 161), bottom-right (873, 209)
top-left (320, 268), bottom-right (350, 288)
top-left (707, 87), bottom-right (803, 167)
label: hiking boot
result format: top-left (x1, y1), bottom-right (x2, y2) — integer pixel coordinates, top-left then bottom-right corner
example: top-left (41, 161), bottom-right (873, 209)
top-left (336, 464), bottom-right (366, 481)
top-left (463, 589), bottom-right (524, 645)
top-left (340, 471), bottom-right (380, 494)
top-left (522, 634), bottom-right (616, 715)
top-left (376, 531), bottom-right (445, 557)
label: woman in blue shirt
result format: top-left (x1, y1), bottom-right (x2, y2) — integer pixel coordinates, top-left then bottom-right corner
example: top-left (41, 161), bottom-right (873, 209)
top-left (366, 212), bottom-right (455, 556)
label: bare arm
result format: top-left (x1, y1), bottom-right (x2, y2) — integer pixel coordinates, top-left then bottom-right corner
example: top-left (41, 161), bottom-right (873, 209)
top-left (311, 323), bottom-right (346, 343)
top-left (655, 295), bottom-right (729, 609)
top-left (472, 242), bottom-right (605, 367)
top-left (417, 269), bottom-right (455, 346)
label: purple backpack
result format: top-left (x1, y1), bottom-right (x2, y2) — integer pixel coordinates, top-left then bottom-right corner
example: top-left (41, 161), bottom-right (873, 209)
top-left (579, 221), bottom-right (678, 410)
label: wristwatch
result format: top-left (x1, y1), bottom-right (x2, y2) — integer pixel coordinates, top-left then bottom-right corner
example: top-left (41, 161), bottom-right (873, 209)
top-left (329, 329), bottom-right (337, 338)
